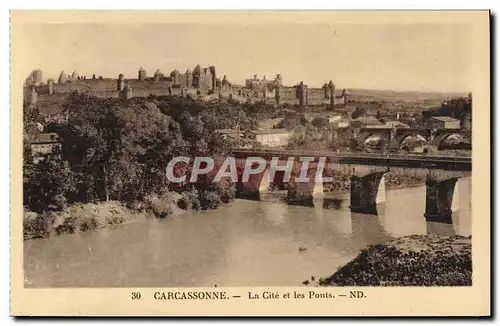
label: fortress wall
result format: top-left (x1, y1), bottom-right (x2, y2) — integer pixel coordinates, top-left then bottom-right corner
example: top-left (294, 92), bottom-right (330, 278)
top-left (84, 90), bottom-right (121, 98)
top-left (51, 80), bottom-right (118, 94)
top-left (177, 74), bottom-right (188, 88)
top-left (132, 88), bottom-right (171, 98)
top-left (307, 88), bottom-right (326, 105)
top-left (37, 85), bottom-right (50, 95)
top-left (199, 74), bottom-right (213, 90)
top-left (71, 79), bottom-right (117, 89)
top-left (170, 88), bottom-right (182, 96)
top-left (308, 88), bottom-right (324, 99)
top-left (336, 95), bottom-right (346, 105)
top-left (38, 93), bottom-right (68, 102)
top-left (280, 97), bottom-right (300, 105)
top-left (186, 88), bottom-right (199, 96)
top-left (57, 79), bottom-right (118, 91)
top-left (264, 98), bottom-right (277, 105)
top-left (128, 80), bottom-right (173, 89)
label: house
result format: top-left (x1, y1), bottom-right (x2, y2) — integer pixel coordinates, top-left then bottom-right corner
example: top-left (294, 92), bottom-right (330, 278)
top-left (425, 116), bottom-right (461, 129)
top-left (249, 129), bottom-right (293, 147)
top-left (30, 132), bottom-right (61, 163)
top-left (383, 121), bottom-right (410, 129)
top-left (327, 114), bottom-right (343, 124)
top-left (334, 119), bottom-right (351, 129)
top-left (351, 115), bottom-right (382, 126)
top-left (215, 129), bottom-right (244, 140)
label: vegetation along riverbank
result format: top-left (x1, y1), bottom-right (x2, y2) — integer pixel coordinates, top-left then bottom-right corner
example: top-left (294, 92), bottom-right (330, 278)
top-left (318, 235), bottom-right (472, 286)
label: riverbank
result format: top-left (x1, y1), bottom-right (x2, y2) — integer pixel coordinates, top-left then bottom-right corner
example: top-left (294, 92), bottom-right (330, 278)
top-left (24, 201), bottom-right (149, 240)
top-left (23, 190), bottom-right (221, 240)
top-left (318, 235), bottom-right (472, 286)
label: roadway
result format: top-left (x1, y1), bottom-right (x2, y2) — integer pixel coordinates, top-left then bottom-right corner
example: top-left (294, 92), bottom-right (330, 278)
top-left (229, 147), bottom-right (472, 172)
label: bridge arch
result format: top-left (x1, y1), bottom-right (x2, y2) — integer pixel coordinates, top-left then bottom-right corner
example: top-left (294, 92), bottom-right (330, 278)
top-left (431, 129), bottom-right (471, 150)
top-left (393, 128), bottom-right (431, 149)
top-left (356, 128), bottom-right (392, 152)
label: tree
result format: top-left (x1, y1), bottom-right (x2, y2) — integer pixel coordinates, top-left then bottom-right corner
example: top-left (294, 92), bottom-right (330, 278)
top-left (351, 107), bottom-right (366, 119)
top-left (24, 151), bottom-right (76, 213)
top-left (422, 96), bottom-right (472, 122)
top-left (311, 117), bottom-right (330, 129)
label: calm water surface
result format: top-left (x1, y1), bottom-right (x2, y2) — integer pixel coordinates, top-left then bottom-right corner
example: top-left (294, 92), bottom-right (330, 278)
top-left (24, 178), bottom-right (471, 287)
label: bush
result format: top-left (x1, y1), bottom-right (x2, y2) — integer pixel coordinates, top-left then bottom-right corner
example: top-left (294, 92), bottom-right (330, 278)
top-left (199, 190), bottom-right (221, 210)
top-left (178, 188), bottom-right (201, 210)
top-left (23, 201), bottom-right (141, 239)
top-left (144, 194), bottom-right (176, 218)
top-left (320, 235), bottom-right (472, 286)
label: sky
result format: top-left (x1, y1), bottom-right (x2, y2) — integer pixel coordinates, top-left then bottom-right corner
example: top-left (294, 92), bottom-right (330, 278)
top-left (21, 23), bottom-right (472, 92)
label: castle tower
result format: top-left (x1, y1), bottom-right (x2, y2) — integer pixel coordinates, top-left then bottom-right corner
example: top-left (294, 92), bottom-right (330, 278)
top-left (25, 70), bottom-right (43, 86)
top-left (275, 74), bottom-right (283, 86)
top-left (30, 86), bottom-right (38, 105)
top-left (170, 70), bottom-right (180, 85)
top-left (328, 80), bottom-right (336, 108)
top-left (117, 74), bottom-right (125, 91)
top-left (154, 69), bottom-right (162, 82)
top-left (32, 70), bottom-right (43, 85)
top-left (275, 85), bottom-right (281, 105)
top-left (138, 67), bottom-right (147, 81)
top-left (185, 69), bottom-right (193, 88)
top-left (58, 70), bottom-right (68, 84)
top-left (47, 79), bottom-right (55, 95)
top-left (298, 81), bottom-right (306, 107)
top-left (70, 71), bottom-right (79, 81)
top-left (125, 84), bottom-right (133, 100)
top-left (222, 74), bottom-right (229, 90)
top-left (209, 66), bottom-right (216, 91)
top-left (192, 65), bottom-right (201, 88)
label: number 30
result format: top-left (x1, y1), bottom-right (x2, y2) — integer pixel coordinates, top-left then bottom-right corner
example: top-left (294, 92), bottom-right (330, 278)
top-left (131, 292), bottom-right (141, 300)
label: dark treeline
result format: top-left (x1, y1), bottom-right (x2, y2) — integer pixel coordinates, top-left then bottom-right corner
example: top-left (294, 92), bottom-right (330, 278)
top-left (422, 94), bottom-right (472, 122)
top-left (23, 92), bottom-right (279, 214)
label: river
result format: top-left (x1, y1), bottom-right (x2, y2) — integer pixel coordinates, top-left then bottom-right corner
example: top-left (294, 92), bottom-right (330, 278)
top-left (24, 177), bottom-right (471, 287)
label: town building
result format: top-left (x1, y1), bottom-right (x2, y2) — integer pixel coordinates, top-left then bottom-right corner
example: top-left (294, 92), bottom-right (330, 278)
top-left (249, 129), bottom-right (294, 147)
top-left (215, 129), bottom-right (244, 140)
top-left (30, 133), bottom-right (62, 163)
top-left (425, 116), bottom-right (461, 129)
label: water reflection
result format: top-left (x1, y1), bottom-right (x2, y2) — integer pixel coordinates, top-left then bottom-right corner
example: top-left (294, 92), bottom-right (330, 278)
top-left (24, 178), bottom-right (471, 287)
top-left (379, 185), bottom-right (427, 237)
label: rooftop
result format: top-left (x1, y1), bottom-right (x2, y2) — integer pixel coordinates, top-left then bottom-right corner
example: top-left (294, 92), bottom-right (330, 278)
top-left (251, 128), bottom-right (291, 135)
top-left (429, 116), bottom-right (460, 122)
top-left (31, 133), bottom-right (60, 144)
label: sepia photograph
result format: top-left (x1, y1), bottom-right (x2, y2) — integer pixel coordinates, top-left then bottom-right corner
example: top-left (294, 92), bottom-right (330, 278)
top-left (10, 10), bottom-right (490, 316)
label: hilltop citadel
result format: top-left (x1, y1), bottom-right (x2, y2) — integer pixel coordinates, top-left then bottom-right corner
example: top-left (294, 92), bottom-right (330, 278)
top-left (24, 66), bottom-right (348, 107)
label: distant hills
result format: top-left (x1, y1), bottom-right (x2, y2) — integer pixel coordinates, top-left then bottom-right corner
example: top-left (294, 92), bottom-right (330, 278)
top-left (345, 88), bottom-right (468, 103)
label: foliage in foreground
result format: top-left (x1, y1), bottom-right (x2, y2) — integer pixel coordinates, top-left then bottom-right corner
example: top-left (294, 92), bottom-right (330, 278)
top-left (23, 94), bottom-right (250, 215)
top-left (319, 235), bottom-right (472, 286)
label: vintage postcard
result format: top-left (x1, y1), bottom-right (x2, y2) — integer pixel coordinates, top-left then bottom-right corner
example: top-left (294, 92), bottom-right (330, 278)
top-left (10, 10), bottom-right (490, 316)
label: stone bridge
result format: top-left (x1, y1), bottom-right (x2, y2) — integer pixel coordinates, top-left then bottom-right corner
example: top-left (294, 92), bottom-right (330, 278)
top-left (227, 148), bottom-right (471, 223)
top-left (356, 127), bottom-right (470, 151)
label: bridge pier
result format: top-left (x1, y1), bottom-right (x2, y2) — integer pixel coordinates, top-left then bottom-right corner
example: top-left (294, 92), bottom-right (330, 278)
top-left (349, 171), bottom-right (387, 215)
top-left (424, 178), bottom-right (459, 223)
top-left (236, 167), bottom-right (271, 200)
top-left (286, 177), bottom-right (324, 206)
